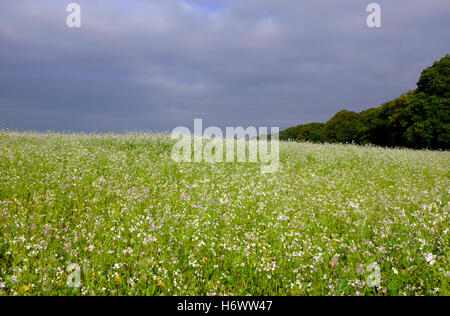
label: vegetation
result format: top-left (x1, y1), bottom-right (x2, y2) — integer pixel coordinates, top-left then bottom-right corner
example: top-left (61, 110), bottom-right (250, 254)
top-left (0, 132), bottom-right (448, 295)
top-left (280, 55), bottom-right (450, 149)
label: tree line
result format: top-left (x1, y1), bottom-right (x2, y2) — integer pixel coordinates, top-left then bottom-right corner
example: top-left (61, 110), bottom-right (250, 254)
top-left (280, 55), bottom-right (450, 150)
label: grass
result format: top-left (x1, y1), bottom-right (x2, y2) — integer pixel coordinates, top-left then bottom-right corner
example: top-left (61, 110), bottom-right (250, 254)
top-left (0, 131), bottom-right (448, 296)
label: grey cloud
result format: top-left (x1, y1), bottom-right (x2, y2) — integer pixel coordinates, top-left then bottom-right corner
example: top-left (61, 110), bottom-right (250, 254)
top-left (0, 0), bottom-right (449, 132)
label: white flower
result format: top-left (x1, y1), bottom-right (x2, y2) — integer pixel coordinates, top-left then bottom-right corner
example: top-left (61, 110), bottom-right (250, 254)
top-left (277, 215), bottom-right (289, 221)
top-left (0, 282), bottom-right (5, 288)
top-left (143, 236), bottom-right (157, 245)
top-left (424, 253), bottom-right (436, 266)
top-left (392, 267), bottom-right (398, 275)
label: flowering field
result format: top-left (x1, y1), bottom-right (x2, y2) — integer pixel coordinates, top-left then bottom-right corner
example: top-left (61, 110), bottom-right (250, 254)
top-left (0, 132), bottom-right (448, 296)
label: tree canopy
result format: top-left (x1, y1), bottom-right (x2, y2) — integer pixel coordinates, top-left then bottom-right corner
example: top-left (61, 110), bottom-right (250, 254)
top-left (280, 55), bottom-right (450, 149)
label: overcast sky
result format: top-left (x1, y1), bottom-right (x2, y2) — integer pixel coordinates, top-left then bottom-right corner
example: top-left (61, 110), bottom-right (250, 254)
top-left (0, 0), bottom-right (449, 133)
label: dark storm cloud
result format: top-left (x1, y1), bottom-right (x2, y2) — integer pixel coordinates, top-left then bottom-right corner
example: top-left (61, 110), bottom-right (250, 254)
top-left (0, 0), bottom-right (449, 132)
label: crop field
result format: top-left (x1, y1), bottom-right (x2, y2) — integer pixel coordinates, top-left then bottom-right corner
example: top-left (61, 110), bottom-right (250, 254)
top-left (0, 132), bottom-right (448, 296)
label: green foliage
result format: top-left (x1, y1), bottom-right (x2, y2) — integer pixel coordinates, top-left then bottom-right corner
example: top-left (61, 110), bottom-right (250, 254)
top-left (282, 123), bottom-right (325, 143)
top-left (0, 132), bottom-right (448, 296)
top-left (324, 110), bottom-right (363, 144)
top-left (280, 55), bottom-right (450, 149)
top-left (417, 54), bottom-right (450, 97)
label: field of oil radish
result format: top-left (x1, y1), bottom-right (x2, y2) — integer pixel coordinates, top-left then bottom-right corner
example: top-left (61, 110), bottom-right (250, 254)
top-left (0, 132), bottom-right (448, 296)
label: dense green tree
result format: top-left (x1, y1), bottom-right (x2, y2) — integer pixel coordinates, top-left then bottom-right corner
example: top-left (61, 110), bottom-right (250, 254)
top-left (293, 123), bottom-right (325, 142)
top-left (280, 55), bottom-right (450, 149)
top-left (324, 110), bottom-right (363, 143)
top-left (417, 54), bottom-right (450, 97)
top-left (395, 92), bottom-right (450, 148)
top-left (279, 123), bottom-right (325, 143)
